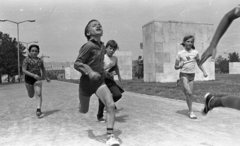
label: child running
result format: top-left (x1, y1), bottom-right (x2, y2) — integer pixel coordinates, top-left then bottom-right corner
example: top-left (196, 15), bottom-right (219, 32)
top-left (74, 20), bottom-right (120, 146)
top-left (199, 5), bottom-right (240, 114)
top-left (175, 35), bottom-right (208, 119)
top-left (22, 44), bottom-right (50, 118)
top-left (97, 40), bottom-right (124, 122)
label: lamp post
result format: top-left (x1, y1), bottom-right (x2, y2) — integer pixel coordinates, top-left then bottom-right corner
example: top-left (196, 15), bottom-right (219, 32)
top-left (0, 19), bottom-right (35, 82)
top-left (20, 41), bottom-right (38, 50)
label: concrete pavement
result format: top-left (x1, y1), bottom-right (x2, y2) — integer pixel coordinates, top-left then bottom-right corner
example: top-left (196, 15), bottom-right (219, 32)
top-left (0, 81), bottom-right (240, 146)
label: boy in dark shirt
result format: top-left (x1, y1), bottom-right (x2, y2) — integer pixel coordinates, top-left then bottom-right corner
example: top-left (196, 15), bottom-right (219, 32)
top-left (74, 19), bottom-right (120, 146)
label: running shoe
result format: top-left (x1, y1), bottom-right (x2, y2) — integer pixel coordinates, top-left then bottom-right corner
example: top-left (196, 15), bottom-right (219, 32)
top-left (97, 117), bottom-right (106, 123)
top-left (106, 134), bottom-right (120, 146)
top-left (202, 93), bottom-right (214, 115)
top-left (36, 110), bottom-right (44, 118)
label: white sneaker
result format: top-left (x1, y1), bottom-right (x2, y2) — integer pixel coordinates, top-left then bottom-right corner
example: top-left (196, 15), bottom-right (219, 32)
top-left (106, 134), bottom-right (120, 146)
top-left (188, 111), bottom-right (197, 119)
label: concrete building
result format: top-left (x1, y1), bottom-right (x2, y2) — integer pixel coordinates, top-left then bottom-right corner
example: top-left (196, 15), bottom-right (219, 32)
top-left (142, 20), bottom-right (215, 82)
top-left (229, 62), bottom-right (240, 74)
top-left (114, 51), bottom-right (132, 80)
top-left (65, 65), bottom-right (81, 80)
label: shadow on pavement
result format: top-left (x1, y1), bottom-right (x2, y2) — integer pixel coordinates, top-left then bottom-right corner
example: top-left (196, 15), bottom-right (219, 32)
top-left (43, 109), bottom-right (61, 117)
top-left (115, 115), bottom-right (129, 123)
top-left (115, 107), bottom-right (124, 113)
top-left (176, 109), bottom-right (189, 117)
top-left (86, 129), bottom-right (123, 144)
top-left (176, 109), bottom-right (201, 118)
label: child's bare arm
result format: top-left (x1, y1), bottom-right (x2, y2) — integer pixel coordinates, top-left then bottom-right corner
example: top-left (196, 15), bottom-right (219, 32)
top-left (200, 5), bottom-right (240, 65)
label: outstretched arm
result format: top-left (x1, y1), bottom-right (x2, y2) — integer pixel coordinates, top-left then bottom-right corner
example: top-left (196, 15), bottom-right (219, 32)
top-left (200, 5), bottom-right (240, 65)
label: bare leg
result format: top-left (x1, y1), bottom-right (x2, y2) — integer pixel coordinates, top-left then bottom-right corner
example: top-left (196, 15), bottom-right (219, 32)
top-left (210, 96), bottom-right (240, 110)
top-left (34, 81), bottom-right (42, 109)
top-left (95, 84), bottom-right (115, 134)
top-left (25, 83), bottom-right (34, 98)
top-left (78, 89), bottom-right (91, 114)
top-left (180, 77), bottom-right (196, 118)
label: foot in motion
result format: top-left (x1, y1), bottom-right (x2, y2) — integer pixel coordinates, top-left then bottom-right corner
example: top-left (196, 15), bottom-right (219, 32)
top-left (202, 93), bottom-right (214, 115)
top-left (188, 111), bottom-right (197, 119)
top-left (36, 109), bottom-right (44, 118)
top-left (97, 117), bottom-right (106, 123)
top-left (106, 134), bottom-right (120, 146)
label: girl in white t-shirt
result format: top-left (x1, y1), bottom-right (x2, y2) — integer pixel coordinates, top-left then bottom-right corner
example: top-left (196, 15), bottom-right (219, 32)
top-left (175, 35), bottom-right (207, 119)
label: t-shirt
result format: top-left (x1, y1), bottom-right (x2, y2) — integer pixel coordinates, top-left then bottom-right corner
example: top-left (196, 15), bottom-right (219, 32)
top-left (176, 49), bottom-right (199, 74)
top-left (104, 54), bottom-right (117, 72)
top-left (74, 38), bottom-right (106, 75)
top-left (22, 56), bottom-right (44, 76)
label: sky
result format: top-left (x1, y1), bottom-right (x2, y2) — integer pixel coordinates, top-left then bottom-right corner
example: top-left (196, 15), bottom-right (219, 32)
top-left (0, 0), bottom-right (240, 62)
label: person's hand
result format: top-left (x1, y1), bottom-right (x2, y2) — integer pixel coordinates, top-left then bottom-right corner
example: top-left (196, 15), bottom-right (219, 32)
top-left (46, 77), bottom-right (51, 83)
top-left (33, 74), bottom-right (42, 80)
top-left (200, 46), bottom-right (217, 66)
top-left (118, 76), bottom-right (123, 82)
top-left (89, 71), bottom-right (101, 81)
top-left (104, 71), bottom-right (113, 79)
top-left (179, 61), bottom-right (184, 68)
top-left (203, 72), bottom-right (208, 78)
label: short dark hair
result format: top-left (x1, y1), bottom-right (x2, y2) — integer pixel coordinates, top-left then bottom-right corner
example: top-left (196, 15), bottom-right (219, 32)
top-left (106, 40), bottom-right (119, 50)
top-left (28, 44), bottom-right (40, 52)
top-left (84, 19), bottom-right (98, 40)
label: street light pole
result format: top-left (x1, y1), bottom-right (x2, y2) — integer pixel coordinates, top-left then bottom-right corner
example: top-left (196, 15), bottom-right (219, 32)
top-left (17, 23), bottom-right (20, 82)
top-left (0, 19), bottom-right (35, 82)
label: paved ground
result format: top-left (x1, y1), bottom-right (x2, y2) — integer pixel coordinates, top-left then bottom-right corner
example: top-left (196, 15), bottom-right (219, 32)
top-left (0, 80), bottom-right (240, 146)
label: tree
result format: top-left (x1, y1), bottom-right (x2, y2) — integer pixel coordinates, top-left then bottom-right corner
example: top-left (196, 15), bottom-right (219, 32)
top-left (215, 55), bottom-right (229, 73)
top-left (228, 52), bottom-right (240, 62)
top-left (0, 32), bottom-right (26, 83)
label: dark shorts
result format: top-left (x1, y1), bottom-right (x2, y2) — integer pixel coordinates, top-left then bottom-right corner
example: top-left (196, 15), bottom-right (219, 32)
top-left (79, 73), bottom-right (105, 96)
top-left (179, 72), bottom-right (195, 82)
top-left (25, 75), bottom-right (37, 85)
top-left (105, 78), bottom-right (124, 93)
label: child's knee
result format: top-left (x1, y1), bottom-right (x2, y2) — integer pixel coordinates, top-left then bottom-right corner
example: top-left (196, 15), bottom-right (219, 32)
top-left (79, 103), bottom-right (89, 114)
top-left (186, 90), bottom-right (193, 96)
top-left (80, 109), bottom-right (89, 114)
top-left (105, 101), bottom-right (115, 111)
top-left (28, 93), bottom-right (34, 98)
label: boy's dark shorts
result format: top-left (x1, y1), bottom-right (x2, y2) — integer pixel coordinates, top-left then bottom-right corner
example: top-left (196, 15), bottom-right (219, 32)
top-left (179, 72), bottom-right (195, 82)
top-left (25, 75), bottom-right (37, 85)
top-left (79, 74), bottom-right (105, 96)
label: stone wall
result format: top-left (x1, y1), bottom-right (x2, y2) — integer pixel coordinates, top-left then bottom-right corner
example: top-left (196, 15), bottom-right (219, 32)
top-left (114, 51), bottom-right (132, 80)
top-left (229, 62), bottom-right (240, 74)
top-left (65, 65), bottom-right (81, 79)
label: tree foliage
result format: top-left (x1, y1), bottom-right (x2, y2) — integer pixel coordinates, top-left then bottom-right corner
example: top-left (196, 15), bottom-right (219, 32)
top-left (215, 52), bottom-right (240, 74)
top-left (215, 55), bottom-right (229, 73)
top-left (228, 52), bottom-right (240, 62)
top-left (0, 32), bottom-right (26, 81)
